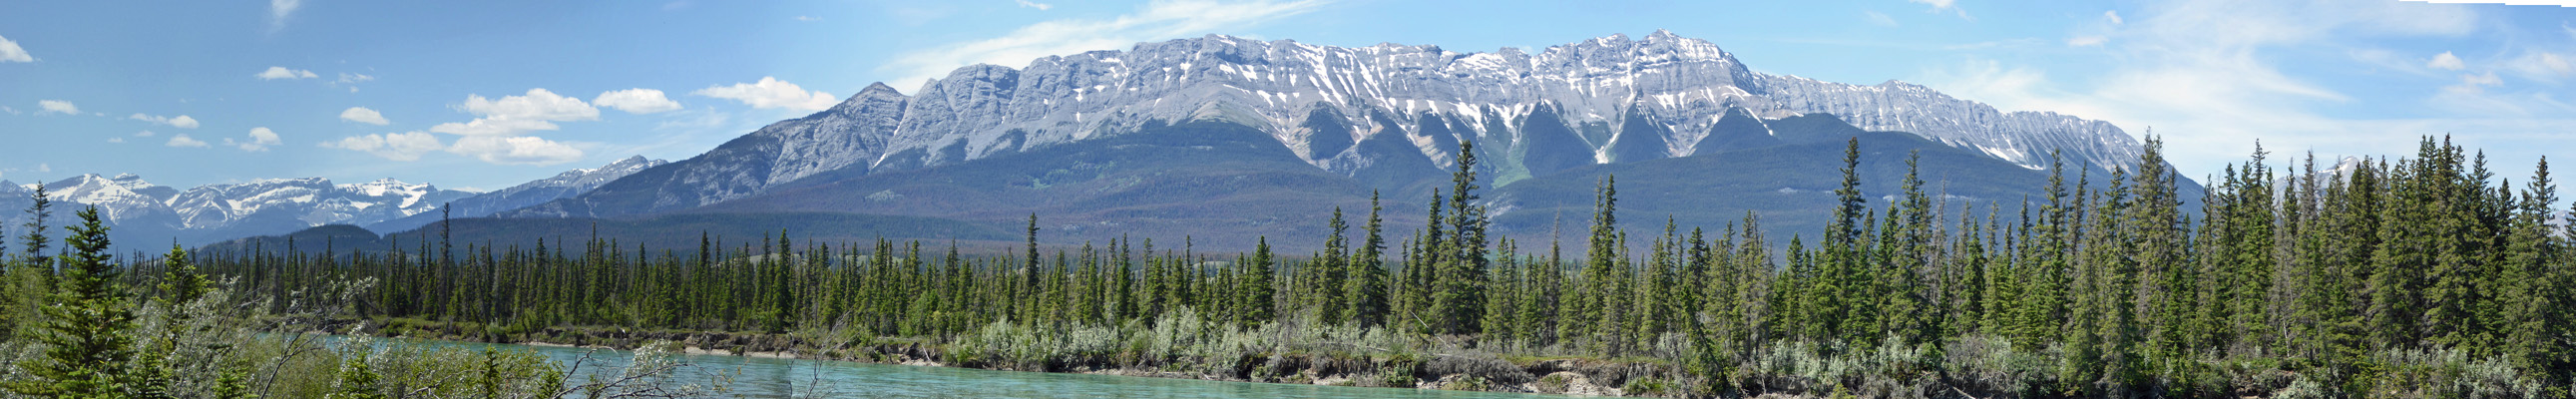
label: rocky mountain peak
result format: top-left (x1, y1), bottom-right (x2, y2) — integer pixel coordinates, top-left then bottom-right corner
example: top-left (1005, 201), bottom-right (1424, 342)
top-left (512, 32), bottom-right (2153, 218)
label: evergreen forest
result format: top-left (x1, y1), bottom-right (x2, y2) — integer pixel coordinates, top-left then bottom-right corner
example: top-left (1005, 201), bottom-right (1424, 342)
top-left (4, 136), bottom-right (2570, 398)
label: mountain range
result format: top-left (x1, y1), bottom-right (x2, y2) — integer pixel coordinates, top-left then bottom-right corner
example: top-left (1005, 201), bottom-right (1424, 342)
top-left (513, 31), bottom-right (2147, 219)
top-left (204, 31), bottom-right (2191, 253)
top-left (0, 156), bottom-right (662, 249)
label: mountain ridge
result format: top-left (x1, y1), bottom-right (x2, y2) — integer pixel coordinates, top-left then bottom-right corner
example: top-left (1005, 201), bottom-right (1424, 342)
top-left (510, 31), bottom-right (2147, 219)
top-left (0, 156), bottom-right (663, 248)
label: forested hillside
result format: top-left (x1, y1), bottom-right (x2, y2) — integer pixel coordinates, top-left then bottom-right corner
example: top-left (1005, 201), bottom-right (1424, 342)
top-left (9, 135), bottom-right (2568, 398)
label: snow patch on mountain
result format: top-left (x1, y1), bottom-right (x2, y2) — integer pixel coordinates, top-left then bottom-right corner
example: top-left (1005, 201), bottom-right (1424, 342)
top-left (513, 31), bottom-right (2150, 218)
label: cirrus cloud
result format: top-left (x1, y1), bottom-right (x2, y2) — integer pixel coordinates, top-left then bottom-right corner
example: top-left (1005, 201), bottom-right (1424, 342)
top-left (692, 77), bottom-right (838, 111)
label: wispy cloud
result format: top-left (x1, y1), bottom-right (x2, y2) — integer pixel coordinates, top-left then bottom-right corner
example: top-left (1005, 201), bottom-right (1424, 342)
top-left (129, 114), bottom-right (201, 129)
top-left (256, 66), bottom-right (317, 80)
top-left (2429, 51), bottom-right (2466, 70)
top-left (1908, 0), bottom-right (1967, 19)
top-left (1863, 10), bottom-right (1899, 27)
top-left (692, 77), bottom-right (838, 111)
top-left (447, 136), bottom-right (584, 166)
top-left (321, 132), bottom-right (444, 162)
top-left (35, 100), bottom-right (78, 115)
top-left (332, 72), bottom-right (373, 92)
top-left (166, 134), bottom-right (210, 148)
top-left (269, 0), bottom-right (302, 31)
top-left (1916, 0), bottom-right (2496, 175)
top-left (1017, 0), bottom-right (1055, 11)
top-left (881, 0), bottom-right (1328, 90)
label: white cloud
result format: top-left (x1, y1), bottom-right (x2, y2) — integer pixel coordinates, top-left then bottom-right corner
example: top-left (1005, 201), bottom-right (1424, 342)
top-left (1864, 10), bottom-right (1899, 27)
top-left (2462, 72), bottom-right (2503, 87)
top-left (36, 100), bottom-right (78, 115)
top-left (594, 89), bottom-right (682, 114)
top-left (1017, 0), bottom-right (1055, 10)
top-left (0, 106), bottom-right (15, 115)
top-left (2067, 36), bottom-right (2107, 47)
top-left (321, 132), bottom-right (445, 162)
top-left (2104, 10), bottom-right (2124, 25)
top-left (0, 35), bottom-right (31, 63)
top-left (459, 89), bottom-right (597, 122)
top-left (339, 107), bottom-right (390, 125)
top-left (166, 134), bottom-right (209, 148)
top-left (225, 127), bottom-right (283, 152)
top-left (447, 136), bottom-right (584, 166)
top-left (333, 73), bottom-right (373, 87)
top-left (107, 138), bottom-right (124, 144)
top-left (883, 0), bottom-right (1326, 90)
top-left (692, 77), bottom-right (838, 111)
top-left (2429, 51), bottom-right (2466, 71)
top-left (134, 131), bottom-right (156, 137)
top-left (270, 0), bottom-right (302, 30)
top-left (129, 114), bottom-right (201, 129)
top-left (1914, 0), bottom-right (2481, 176)
top-left (1908, 0), bottom-right (1966, 18)
top-left (429, 119), bottom-right (560, 136)
top-left (256, 66), bottom-right (318, 80)
top-left (2505, 52), bottom-right (2573, 83)
top-left (431, 89), bottom-right (598, 136)
top-left (794, 15), bottom-right (821, 21)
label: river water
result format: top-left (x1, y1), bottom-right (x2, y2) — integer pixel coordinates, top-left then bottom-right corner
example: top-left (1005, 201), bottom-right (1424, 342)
top-left (441, 340), bottom-right (1562, 398)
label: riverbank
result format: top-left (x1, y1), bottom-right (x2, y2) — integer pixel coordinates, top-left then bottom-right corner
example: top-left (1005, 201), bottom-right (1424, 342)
top-left (353, 316), bottom-right (1670, 397)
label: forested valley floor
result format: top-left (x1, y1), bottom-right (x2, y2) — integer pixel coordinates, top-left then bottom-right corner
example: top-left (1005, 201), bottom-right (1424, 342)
top-left (1, 136), bottom-right (2570, 398)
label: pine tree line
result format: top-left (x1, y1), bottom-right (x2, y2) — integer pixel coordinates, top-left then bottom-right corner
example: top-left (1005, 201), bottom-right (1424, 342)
top-left (80, 135), bottom-right (2576, 397)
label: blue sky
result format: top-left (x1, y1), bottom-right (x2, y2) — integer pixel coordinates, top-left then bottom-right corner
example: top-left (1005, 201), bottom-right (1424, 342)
top-left (1, 0), bottom-right (2571, 197)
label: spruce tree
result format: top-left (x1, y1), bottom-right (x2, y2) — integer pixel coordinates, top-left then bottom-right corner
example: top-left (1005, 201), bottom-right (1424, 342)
top-left (1346, 193), bottom-right (1388, 327)
top-left (1575, 177), bottom-right (1620, 348)
top-left (1432, 139), bottom-right (1490, 335)
top-left (1319, 207), bottom-right (1350, 325)
top-left (1240, 237), bottom-right (1276, 325)
top-left (2504, 158), bottom-right (2566, 376)
top-left (9, 206), bottom-right (134, 397)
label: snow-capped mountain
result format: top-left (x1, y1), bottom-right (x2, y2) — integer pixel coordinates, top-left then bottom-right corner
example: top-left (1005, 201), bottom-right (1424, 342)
top-left (40, 174), bottom-right (183, 225)
top-left (0, 156), bottom-right (662, 246)
top-left (365, 156), bottom-right (667, 232)
top-left (514, 31), bottom-right (2144, 218)
top-left (164, 177), bottom-right (476, 232)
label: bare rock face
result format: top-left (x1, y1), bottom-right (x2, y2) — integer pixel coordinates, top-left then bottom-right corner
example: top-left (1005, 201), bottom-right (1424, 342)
top-left (518, 31), bottom-right (2142, 218)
